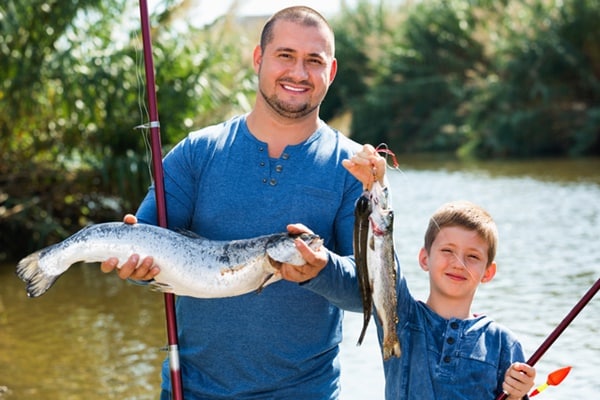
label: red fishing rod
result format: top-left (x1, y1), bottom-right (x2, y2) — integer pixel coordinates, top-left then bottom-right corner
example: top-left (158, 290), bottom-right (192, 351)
top-left (138, 1), bottom-right (184, 398)
top-left (495, 277), bottom-right (600, 400)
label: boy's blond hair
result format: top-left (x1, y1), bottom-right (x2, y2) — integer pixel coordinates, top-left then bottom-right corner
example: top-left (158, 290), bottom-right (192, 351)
top-left (423, 201), bottom-right (498, 265)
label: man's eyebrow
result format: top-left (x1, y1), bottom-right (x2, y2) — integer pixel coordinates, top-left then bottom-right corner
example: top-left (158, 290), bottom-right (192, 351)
top-left (274, 47), bottom-right (326, 58)
top-left (274, 46), bottom-right (296, 53)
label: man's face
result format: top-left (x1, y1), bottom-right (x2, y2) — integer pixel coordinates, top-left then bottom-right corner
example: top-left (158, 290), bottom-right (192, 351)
top-left (253, 19), bottom-right (337, 119)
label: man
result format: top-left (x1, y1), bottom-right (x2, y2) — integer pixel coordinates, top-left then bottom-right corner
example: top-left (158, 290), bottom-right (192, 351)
top-left (102, 6), bottom-right (365, 399)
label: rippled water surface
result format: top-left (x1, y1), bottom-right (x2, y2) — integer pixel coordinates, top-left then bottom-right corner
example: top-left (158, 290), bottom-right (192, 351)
top-left (1, 158), bottom-right (599, 399)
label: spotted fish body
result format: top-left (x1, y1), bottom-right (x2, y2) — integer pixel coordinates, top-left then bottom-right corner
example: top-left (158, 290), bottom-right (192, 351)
top-left (16, 222), bottom-right (322, 299)
top-left (354, 181), bottom-right (401, 360)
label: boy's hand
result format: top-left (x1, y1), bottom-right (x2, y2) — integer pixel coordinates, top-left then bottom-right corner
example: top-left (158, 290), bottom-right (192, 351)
top-left (502, 362), bottom-right (536, 399)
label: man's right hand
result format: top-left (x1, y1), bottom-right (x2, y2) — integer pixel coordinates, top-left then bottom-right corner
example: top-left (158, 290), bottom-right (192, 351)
top-left (99, 214), bottom-right (160, 281)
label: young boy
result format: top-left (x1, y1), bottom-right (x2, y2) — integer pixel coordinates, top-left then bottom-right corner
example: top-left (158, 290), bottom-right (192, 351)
top-left (343, 146), bottom-right (536, 399)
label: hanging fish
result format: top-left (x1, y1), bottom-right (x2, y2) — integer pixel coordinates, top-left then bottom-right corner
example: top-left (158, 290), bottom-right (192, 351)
top-left (354, 181), bottom-right (401, 360)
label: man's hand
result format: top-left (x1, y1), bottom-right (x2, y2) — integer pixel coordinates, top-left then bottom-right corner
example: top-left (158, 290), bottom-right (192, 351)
top-left (279, 223), bottom-right (328, 283)
top-left (342, 144), bottom-right (387, 191)
top-left (99, 214), bottom-right (160, 281)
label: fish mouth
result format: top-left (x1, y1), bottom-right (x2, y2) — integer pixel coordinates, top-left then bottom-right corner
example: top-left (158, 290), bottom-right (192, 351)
top-left (369, 218), bottom-right (386, 236)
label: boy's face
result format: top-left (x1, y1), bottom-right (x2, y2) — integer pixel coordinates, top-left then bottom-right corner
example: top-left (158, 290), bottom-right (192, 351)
top-left (419, 226), bottom-right (496, 303)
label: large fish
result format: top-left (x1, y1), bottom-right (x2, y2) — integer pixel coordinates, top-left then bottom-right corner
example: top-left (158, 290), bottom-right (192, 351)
top-left (354, 181), bottom-right (401, 360)
top-left (16, 222), bottom-right (322, 299)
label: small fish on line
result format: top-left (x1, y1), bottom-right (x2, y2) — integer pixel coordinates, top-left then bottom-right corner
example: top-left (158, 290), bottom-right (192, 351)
top-left (16, 222), bottom-right (322, 299)
top-left (354, 181), bottom-right (401, 360)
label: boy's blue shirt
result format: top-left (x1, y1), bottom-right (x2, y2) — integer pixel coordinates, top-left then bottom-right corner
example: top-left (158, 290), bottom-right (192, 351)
top-left (136, 114), bottom-right (364, 399)
top-left (378, 265), bottom-right (527, 399)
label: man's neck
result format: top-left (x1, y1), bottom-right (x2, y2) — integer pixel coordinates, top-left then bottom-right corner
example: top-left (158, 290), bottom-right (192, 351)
top-left (246, 106), bottom-right (320, 158)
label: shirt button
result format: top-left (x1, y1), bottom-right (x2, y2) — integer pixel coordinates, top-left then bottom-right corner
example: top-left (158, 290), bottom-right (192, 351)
top-left (282, 153), bottom-right (289, 160)
top-left (262, 178), bottom-right (267, 184)
top-left (258, 147), bottom-right (265, 152)
top-left (443, 355), bottom-right (451, 363)
top-left (275, 165), bottom-right (283, 173)
top-left (269, 179), bottom-right (277, 186)
top-left (450, 321), bottom-right (459, 330)
top-left (259, 161), bottom-right (265, 167)
top-left (446, 337), bottom-right (455, 345)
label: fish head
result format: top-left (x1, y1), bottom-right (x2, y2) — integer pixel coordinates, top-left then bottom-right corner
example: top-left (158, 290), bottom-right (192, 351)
top-left (369, 181), bottom-right (389, 210)
top-left (301, 232), bottom-right (324, 252)
top-left (266, 233), bottom-right (323, 268)
top-left (367, 181), bottom-right (393, 236)
top-left (369, 208), bottom-right (393, 236)
top-left (355, 191), bottom-right (372, 219)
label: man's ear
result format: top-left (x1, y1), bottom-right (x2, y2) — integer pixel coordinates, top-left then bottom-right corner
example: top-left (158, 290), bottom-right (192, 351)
top-left (418, 247), bottom-right (429, 272)
top-left (481, 261), bottom-right (497, 283)
top-left (252, 44), bottom-right (262, 73)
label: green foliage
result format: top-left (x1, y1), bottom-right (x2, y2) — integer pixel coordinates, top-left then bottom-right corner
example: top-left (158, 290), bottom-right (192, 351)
top-left (351, 0), bottom-right (487, 152)
top-left (2, 0), bottom-right (599, 261)
top-left (331, 0), bottom-right (600, 158)
top-left (0, 0), bottom-right (255, 261)
top-left (322, 0), bottom-right (382, 121)
top-left (466, 0), bottom-right (600, 157)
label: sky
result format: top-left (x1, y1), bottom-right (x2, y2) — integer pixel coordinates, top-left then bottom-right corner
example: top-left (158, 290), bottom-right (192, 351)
top-left (186, 0), bottom-right (361, 26)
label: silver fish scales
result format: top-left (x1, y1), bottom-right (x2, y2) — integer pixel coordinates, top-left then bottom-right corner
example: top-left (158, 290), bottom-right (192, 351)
top-left (354, 181), bottom-right (401, 360)
top-left (16, 222), bottom-right (322, 299)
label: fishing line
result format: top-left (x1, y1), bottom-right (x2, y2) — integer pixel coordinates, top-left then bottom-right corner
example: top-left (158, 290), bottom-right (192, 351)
top-left (133, 29), bottom-right (155, 185)
top-left (373, 144), bottom-right (479, 283)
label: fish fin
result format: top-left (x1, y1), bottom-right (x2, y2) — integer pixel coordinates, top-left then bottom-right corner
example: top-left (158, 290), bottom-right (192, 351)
top-left (256, 272), bottom-right (281, 294)
top-left (173, 228), bottom-right (203, 239)
top-left (147, 281), bottom-right (174, 293)
top-left (15, 251), bottom-right (60, 298)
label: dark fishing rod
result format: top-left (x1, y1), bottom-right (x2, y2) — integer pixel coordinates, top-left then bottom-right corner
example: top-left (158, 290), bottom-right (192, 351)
top-left (495, 277), bottom-right (600, 400)
top-left (138, 1), bottom-right (184, 398)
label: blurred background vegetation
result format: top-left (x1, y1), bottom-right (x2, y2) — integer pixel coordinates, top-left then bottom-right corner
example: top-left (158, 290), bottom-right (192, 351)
top-left (1, 0), bottom-right (599, 261)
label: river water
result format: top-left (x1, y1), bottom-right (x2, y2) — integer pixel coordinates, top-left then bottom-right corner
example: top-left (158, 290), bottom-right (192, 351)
top-left (1, 157), bottom-right (599, 399)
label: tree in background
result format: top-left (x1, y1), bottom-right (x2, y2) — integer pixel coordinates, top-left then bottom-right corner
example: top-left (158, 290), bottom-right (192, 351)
top-left (332, 0), bottom-right (600, 158)
top-left (0, 0), bottom-right (255, 260)
top-left (464, 0), bottom-right (600, 157)
top-left (2, 0), bottom-right (599, 261)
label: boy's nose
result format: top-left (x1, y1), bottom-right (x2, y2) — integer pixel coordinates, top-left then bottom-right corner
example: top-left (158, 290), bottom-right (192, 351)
top-left (450, 252), bottom-right (467, 269)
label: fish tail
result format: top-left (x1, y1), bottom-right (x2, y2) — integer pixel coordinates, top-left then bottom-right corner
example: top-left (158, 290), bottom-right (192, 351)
top-left (382, 336), bottom-right (402, 360)
top-left (15, 251), bottom-right (60, 298)
top-left (356, 313), bottom-right (370, 346)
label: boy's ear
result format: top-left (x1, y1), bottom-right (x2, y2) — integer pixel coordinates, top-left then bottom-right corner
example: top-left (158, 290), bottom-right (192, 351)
top-left (481, 261), bottom-right (497, 283)
top-left (418, 247), bottom-right (429, 271)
